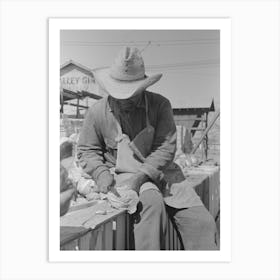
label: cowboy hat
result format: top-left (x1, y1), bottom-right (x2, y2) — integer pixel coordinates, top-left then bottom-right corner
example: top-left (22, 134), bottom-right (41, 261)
top-left (93, 47), bottom-right (162, 99)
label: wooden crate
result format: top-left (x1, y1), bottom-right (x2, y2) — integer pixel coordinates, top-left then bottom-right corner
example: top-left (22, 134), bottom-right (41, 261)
top-left (61, 204), bottom-right (129, 250)
top-left (60, 166), bottom-right (219, 250)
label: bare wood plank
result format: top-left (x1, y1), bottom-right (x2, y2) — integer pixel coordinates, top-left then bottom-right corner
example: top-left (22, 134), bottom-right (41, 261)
top-left (174, 228), bottom-right (178, 250)
top-left (169, 219), bottom-right (174, 250)
top-left (78, 231), bottom-right (92, 250)
top-left (165, 217), bottom-right (170, 250)
top-left (91, 226), bottom-right (103, 250)
top-left (209, 169), bottom-right (220, 218)
top-left (89, 229), bottom-right (99, 250)
top-left (116, 213), bottom-right (126, 250)
top-left (190, 127), bottom-right (204, 131)
top-left (60, 226), bottom-right (90, 247)
top-left (97, 226), bottom-right (104, 250)
top-left (61, 239), bottom-right (79, 251)
top-left (76, 97), bottom-right (80, 118)
top-left (172, 224), bottom-right (176, 250)
top-left (68, 200), bottom-right (98, 213)
top-left (64, 101), bottom-right (89, 109)
top-left (172, 223), bottom-right (176, 251)
top-left (61, 200), bottom-right (125, 229)
top-left (84, 209), bottom-right (126, 230)
top-left (125, 214), bottom-right (131, 250)
top-left (180, 126), bottom-right (184, 152)
top-left (104, 222), bottom-right (113, 250)
top-left (174, 118), bottom-right (206, 122)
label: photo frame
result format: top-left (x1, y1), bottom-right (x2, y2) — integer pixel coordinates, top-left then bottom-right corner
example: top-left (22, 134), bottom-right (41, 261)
top-left (49, 18), bottom-right (231, 262)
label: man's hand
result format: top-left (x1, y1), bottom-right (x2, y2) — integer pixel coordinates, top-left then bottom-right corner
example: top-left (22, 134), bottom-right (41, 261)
top-left (96, 170), bottom-right (114, 194)
top-left (117, 172), bottom-right (148, 194)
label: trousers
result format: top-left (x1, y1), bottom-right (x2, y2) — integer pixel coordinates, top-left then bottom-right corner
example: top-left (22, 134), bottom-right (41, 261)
top-left (132, 188), bottom-right (217, 250)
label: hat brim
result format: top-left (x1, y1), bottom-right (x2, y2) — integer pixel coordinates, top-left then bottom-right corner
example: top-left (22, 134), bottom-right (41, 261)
top-left (93, 67), bottom-right (162, 99)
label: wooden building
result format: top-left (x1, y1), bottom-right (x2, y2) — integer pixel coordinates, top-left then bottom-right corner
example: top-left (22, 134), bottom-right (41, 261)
top-left (172, 99), bottom-right (216, 160)
top-left (60, 60), bottom-right (104, 118)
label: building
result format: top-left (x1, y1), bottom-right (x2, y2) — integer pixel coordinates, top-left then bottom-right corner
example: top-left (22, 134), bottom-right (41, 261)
top-left (60, 60), bottom-right (105, 118)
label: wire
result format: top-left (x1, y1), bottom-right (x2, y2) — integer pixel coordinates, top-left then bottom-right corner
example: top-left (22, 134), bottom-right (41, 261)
top-left (146, 59), bottom-right (219, 70)
top-left (64, 38), bottom-right (218, 44)
top-left (62, 38), bottom-right (219, 47)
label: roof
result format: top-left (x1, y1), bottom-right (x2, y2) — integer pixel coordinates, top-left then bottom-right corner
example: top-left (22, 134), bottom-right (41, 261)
top-left (60, 60), bottom-right (94, 77)
top-left (60, 88), bottom-right (102, 102)
top-left (173, 99), bottom-right (215, 114)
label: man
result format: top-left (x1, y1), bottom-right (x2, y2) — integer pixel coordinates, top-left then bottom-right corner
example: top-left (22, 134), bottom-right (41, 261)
top-left (77, 47), bottom-right (217, 250)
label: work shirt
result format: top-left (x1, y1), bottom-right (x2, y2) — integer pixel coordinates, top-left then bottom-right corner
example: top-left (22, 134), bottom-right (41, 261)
top-left (77, 91), bottom-right (177, 187)
top-left (107, 93), bottom-right (147, 140)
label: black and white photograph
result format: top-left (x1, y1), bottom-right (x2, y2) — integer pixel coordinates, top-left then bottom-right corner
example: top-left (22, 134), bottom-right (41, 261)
top-left (57, 26), bottom-right (223, 252)
top-left (1, 1), bottom-right (280, 279)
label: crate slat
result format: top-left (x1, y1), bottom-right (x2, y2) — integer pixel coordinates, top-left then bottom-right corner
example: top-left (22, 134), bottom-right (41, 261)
top-left (169, 219), bottom-right (174, 250)
top-left (104, 221), bottom-right (113, 250)
top-left (116, 213), bottom-right (126, 250)
top-left (61, 239), bottom-right (79, 251)
top-left (78, 231), bottom-right (92, 250)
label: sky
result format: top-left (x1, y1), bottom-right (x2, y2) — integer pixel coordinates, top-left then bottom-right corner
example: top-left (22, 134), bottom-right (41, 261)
top-left (60, 30), bottom-right (220, 108)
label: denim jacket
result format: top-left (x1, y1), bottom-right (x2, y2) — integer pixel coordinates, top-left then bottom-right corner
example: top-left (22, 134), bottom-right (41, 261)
top-left (77, 91), bottom-right (177, 187)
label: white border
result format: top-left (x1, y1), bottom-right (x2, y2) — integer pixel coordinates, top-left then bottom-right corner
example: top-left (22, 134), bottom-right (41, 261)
top-left (49, 18), bottom-right (231, 262)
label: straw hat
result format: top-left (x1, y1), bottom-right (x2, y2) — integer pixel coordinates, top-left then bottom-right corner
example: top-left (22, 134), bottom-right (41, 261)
top-left (93, 47), bottom-right (162, 99)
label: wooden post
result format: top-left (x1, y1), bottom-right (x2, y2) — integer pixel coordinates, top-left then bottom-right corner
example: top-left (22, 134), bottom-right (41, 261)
top-left (202, 114), bottom-right (206, 161)
top-left (116, 213), bottom-right (126, 250)
top-left (205, 112), bottom-right (209, 160)
top-left (103, 222), bottom-right (113, 250)
top-left (79, 232), bottom-right (92, 250)
top-left (191, 110), bottom-right (220, 155)
top-left (60, 91), bottom-right (64, 113)
top-left (180, 125), bottom-right (184, 153)
top-left (76, 97), bottom-right (80, 118)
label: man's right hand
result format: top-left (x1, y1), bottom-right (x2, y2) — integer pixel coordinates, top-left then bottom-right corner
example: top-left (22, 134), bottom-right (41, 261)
top-left (96, 170), bottom-right (114, 194)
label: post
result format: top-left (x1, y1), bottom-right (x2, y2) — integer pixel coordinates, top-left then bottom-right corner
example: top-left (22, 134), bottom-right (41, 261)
top-left (60, 91), bottom-right (64, 113)
top-left (76, 97), bottom-right (80, 118)
top-left (191, 110), bottom-right (220, 155)
top-left (205, 112), bottom-right (209, 159)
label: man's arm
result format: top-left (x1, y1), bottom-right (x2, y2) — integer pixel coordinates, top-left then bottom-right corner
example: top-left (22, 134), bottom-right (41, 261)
top-left (139, 97), bottom-right (177, 182)
top-left (77, 108), bottom-right (113, 193)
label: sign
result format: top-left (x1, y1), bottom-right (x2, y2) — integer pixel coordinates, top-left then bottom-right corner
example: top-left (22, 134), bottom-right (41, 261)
top-left (60, 68), bottom-right (96, 92)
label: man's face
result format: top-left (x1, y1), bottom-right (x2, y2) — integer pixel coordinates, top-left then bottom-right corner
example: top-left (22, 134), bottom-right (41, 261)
top-left (127, 92), bottom-right (143, 103)
top-left (116, 91), bottom-right (143, 104)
